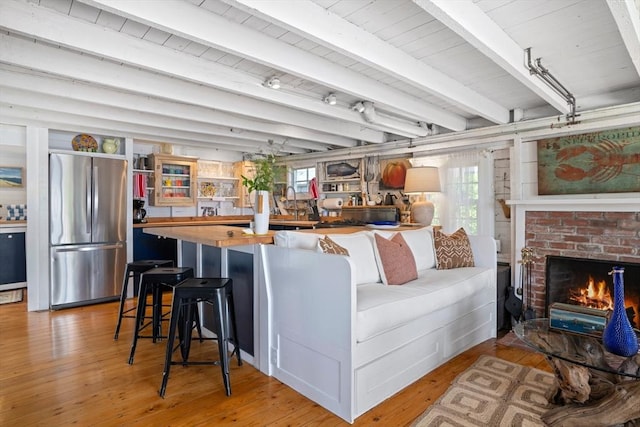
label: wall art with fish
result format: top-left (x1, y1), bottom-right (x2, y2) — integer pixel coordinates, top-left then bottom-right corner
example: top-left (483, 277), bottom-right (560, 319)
top-left (325, 159), bottom-right (361, 181)
top-left (537, 126), bottom-right (640, 195)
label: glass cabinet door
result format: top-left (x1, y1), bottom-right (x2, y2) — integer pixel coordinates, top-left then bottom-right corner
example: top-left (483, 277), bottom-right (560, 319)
top-left (149, 154), bottom-right (198, 206)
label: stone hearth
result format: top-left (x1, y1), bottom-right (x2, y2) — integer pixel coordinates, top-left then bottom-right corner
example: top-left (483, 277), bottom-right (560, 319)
top-left (523, 211), bottom-right (640, 318)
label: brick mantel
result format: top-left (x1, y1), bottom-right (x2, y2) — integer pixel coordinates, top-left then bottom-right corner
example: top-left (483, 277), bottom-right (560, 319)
top-left (511, 201), bottom-right (640, 316)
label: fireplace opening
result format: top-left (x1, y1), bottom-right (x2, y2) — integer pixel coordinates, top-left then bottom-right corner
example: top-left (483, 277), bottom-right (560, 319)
top-left (545, 256), bottom-right (640, 330)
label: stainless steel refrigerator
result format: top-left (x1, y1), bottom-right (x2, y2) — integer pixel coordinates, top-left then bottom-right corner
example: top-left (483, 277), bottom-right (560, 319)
top-left (50, 153), bottom-right (127, 309)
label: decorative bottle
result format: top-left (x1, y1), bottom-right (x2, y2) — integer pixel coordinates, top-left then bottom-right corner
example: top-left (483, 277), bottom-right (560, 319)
top-left (602, 267), bottom-right (639, 357)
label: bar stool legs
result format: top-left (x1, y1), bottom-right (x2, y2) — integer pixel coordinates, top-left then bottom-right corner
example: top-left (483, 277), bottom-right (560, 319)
top-left (128, 267), bottom-right (193, 365)
top-left (114, 260), bottom-right (173, 340)
top-left (159, 278), bottom-right (241, 398)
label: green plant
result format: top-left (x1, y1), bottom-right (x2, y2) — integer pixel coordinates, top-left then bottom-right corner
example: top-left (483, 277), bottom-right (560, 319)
top-left (241, 154), bottom-right (276, 193)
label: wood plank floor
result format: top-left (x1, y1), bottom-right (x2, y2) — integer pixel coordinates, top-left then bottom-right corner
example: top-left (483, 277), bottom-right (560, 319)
top-left (0, 297), bottom-right (549, 426)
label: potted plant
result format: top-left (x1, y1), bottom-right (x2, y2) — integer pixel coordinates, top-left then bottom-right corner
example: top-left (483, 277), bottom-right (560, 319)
top-left (241, 154), bottom-right (276, 234)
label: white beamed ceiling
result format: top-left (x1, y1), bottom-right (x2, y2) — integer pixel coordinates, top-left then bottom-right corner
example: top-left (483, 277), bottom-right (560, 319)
top-left (0, 0), bottom-right (638, 155)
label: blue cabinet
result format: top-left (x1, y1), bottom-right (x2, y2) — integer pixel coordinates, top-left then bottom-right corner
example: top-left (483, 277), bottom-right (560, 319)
top-left (0, 231), bottom-right (26, 285)
top-left (133, 228), bottom-right (177, 263)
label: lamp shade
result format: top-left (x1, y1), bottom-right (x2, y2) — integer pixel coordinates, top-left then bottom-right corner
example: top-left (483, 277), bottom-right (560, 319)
top-left (403, 167), bottom-right (441, 193)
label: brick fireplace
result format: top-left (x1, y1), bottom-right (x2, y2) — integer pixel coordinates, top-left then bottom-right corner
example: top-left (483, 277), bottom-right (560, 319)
top-left (523, 211), bottom-right (640, 318)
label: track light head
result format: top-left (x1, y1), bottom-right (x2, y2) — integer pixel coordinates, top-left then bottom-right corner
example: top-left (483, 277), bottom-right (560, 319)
top-left (352, 101), bottom-right (365, 113)
top-left (323, 93), bottom-right (337, 105)
top-left (265, 77), bottom-right (281, 89)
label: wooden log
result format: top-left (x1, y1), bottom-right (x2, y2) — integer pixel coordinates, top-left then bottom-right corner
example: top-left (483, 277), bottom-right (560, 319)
top-left (542, 381), bottom-right (640, 427)
top-left (546, 357), bottom-right (591, 404)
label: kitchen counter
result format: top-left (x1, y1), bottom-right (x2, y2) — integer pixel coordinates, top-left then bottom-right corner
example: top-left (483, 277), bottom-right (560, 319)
top-left (144, 224), bottom-right (276, 367)
top-left (0, 220), bottom-right (27, 229)
top-left (133, 216), bottom-right (317, 229)
top-left (143, 225), bottom-right (275, 247)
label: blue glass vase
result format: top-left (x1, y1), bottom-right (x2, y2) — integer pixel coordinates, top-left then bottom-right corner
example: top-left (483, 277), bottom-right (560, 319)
top-left (602, 267), bottom-right (639, 357)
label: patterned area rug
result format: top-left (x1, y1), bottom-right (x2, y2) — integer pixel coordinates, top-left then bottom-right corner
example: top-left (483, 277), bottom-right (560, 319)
top-left (412, 355), bottom-right (556, 426)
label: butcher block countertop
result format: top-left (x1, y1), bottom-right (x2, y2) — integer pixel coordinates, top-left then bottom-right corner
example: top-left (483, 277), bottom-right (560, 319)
top-left (0, 220), bottom-right (27, 229)
top-left (144, 225), bottom-right (276, 247)
top-left (134, 215), bottom-right (317, 229)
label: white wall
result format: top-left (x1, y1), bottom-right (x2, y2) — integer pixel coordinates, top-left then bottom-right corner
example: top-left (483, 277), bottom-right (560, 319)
top-left (493, 148), bottom-right (511, 264)
top-left (0, 124), bottom-right (27, 218)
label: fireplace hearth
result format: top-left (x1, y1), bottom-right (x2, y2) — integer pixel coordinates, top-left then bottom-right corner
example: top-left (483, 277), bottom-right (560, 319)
top-left (545, 256), bottom-right (640, 330)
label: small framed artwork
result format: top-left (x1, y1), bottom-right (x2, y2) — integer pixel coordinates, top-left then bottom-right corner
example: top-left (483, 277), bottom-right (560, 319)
top-left (0, 166), bottom-right (24, 188)
top-left (325, 159), bottom-right (361, 181)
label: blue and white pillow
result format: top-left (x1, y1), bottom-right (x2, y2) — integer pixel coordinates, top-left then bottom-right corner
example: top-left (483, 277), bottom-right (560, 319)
top-left (6, 204), bottom-right (27, 220)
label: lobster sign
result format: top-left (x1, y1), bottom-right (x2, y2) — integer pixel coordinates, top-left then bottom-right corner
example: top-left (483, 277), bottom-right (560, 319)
top-left (537, 126), bottom-right (640, 195)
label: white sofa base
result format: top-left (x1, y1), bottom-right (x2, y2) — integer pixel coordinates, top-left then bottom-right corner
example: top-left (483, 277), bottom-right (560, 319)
top-left (262, 239), bottom-right (497, 423)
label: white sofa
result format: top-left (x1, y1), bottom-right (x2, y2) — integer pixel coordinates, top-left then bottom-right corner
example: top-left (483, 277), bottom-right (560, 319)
top-left (260, 227), bottom-right (497, 423)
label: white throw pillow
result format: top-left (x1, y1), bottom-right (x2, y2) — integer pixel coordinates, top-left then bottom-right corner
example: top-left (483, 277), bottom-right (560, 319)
top-left (398, 228), bottom-right (436, 271)
top-left (329, 232), bottom-right (381, 285)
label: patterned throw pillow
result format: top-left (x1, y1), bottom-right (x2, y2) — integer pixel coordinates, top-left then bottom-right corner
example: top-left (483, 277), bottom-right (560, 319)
top-left (318, 235), bottom-right (349, 256)
top-left (373, 233), bottom-right (418, 285)
top-left (433, 227), bottom-right (475, 269)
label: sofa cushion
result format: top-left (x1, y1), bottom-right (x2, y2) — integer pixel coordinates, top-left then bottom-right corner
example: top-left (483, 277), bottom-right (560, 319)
top-left (374, 227), bottom-right (436, 271)
top-left (434, 227), bottom-right (475, 269)
top-left (356, 266), bottom-right (494, 342)
top-left (318, 235), bottom-right (349, 255)
top-left (398, 227), bottom-right (436, 271)
top-left (274, 230), bottom-right (320, 251)
top-left (329, 232), bottom-right (381, 285)
top-left (373, 233), bottom-right (417, 285)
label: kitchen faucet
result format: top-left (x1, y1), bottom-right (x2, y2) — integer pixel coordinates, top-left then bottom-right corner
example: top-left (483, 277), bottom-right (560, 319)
top-left (286, 185), bottom-right (298, 220)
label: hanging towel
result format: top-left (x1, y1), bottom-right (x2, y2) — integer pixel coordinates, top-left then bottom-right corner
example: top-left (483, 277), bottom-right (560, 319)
top-left (133, 173), bottom-right (146, 199)
top-left (309, 177), bottom-right (319, 199)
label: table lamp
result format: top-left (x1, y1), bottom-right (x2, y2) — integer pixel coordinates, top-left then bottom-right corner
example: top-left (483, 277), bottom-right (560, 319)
top-left (403, 167), bottom-right (441, 225)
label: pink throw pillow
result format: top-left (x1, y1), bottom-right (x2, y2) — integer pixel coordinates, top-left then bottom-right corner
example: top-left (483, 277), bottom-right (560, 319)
top-left (373, 233), bottom-right (418, 285)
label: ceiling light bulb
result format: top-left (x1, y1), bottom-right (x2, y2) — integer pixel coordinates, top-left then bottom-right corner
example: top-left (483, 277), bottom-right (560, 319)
top-left (266, 77), bottom-right (280, 89)
top-left (352, 101), bottom-right (365, 113)
top-left (323, 93), bottom-right (337, 105)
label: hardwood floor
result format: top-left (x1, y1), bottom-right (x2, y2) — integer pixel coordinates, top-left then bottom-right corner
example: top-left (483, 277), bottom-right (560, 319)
top-left (0, 297), bottom-right (549, 426)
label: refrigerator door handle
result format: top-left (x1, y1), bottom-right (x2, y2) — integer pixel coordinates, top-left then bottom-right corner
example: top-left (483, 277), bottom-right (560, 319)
top-left (86, 164), bottom-right (92, 235)
top-left (93, 164), bottom-right (99, 222)
top-left (52, 242), bottom-right (124, 253)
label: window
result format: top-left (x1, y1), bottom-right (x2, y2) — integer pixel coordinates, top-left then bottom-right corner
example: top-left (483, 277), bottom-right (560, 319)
top-left (292, 166), bottom-right (315, 193)
top-left (414, 150), bottom-right (492, 236)
top-left (443, 165), bottom-right (479, 234)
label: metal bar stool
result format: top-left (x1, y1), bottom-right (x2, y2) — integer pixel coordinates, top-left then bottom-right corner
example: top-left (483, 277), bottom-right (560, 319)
top-left (114, 260), bottom-right (174, 340)
top-left (159, 277), bottom-right (242, 398)
top-left (128, 267), bottom-right (194, 365)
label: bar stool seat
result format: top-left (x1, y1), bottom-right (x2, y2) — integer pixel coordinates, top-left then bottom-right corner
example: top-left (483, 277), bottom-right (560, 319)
top-left (159, 277), bottom-right (242, 398)
top-left (128, 267), bottom-right (194, 365)
top-left (114, 259), bottom-right (173, 340)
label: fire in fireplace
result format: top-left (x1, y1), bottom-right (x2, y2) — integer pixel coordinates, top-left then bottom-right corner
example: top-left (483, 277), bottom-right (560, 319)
top-left (569, 275), bottom-right (613, 310)
top-left (545, 256), bottom-right (640, 330)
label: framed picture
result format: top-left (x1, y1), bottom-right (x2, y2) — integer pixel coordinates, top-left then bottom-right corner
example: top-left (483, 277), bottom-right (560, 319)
top-left (378, 157), bottom-right (412, 190)
top-left (0, 166), bottom-right (24, 188)
top-left (537, 126), bottom-right (640, 195)
top-left (324, 159), bottom-right (361, 181)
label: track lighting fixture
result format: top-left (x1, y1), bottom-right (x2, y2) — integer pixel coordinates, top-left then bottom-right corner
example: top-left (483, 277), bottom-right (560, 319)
top-left (323, 93), bottom-right (337, 105)
top-left (265, 76), bottom-right (281, 89)
top-left (351, 101), bottom-right (365, 113)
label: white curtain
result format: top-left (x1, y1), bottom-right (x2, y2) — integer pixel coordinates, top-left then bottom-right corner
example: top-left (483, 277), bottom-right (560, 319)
top-left (413, 150), bottom-right (494, 236)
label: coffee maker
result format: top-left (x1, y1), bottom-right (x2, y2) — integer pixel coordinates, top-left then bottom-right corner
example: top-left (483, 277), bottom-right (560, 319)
top-left (133, 199), bottom-right (147, 224)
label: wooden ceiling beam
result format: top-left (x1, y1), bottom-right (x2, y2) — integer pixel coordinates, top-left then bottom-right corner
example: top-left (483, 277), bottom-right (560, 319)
top-left (414, 0), bottom-right (571, 114)
top-left (225, 0), bottom-right (508, 125)
top-left (0, 0), bottom-right (393, 143)
top-left (0, 105), bottom-right (285, 154)
top-left (78, 0), bottom-right (467, 131)
top-left (0, 66), bottom-right (330, 152)
top-left (607, 0), bottom-right (640, 78)
top-left (0, 33), bottom-right (360, 148)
